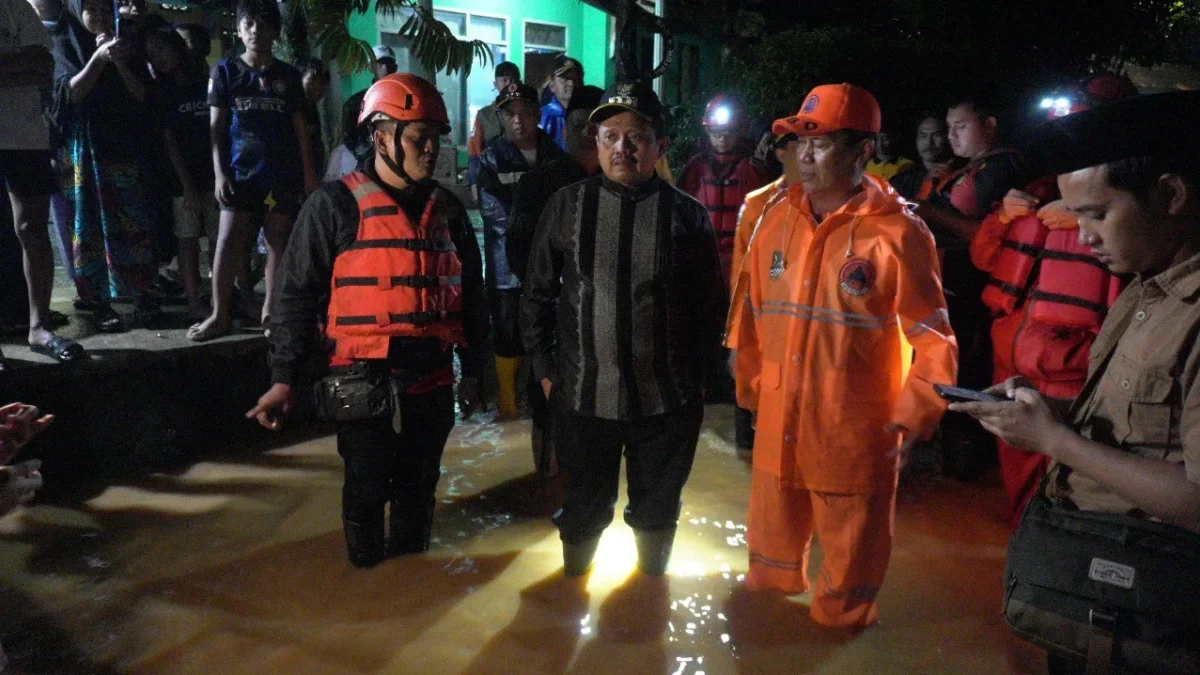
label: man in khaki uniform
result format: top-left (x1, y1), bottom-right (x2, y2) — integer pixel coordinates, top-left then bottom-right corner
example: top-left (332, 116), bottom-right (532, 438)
top-left (952, 90), bottom-right (1200, 675)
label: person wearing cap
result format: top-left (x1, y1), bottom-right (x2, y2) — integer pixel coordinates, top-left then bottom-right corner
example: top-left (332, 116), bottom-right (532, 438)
top-left (538, 54), bottom-right (584, 151)
top-left (505, 83), bottom-right (604, 476)
top-left (521, 79), bottom-right (727, 577)
top-left (949, 90), bottom-right (1200, 674)
top-left (340, 44), bottom-right (399, 167)
top-left (969, 74), bottom-right (1136, 530)
top-left (246, 73), bottom-right (489, 568)
top-left (726, 132), bottom-right (800, 455)
top-left (477, 82), bottom-right (565, 419)
top-left (725, 83), bottom-right (957, 629)
top-left (680, 94), bottom-right (769, 289)
top-left (467, 61), bottom-right (521, 181)
top-left (507, 84), bottom-right (605, 288)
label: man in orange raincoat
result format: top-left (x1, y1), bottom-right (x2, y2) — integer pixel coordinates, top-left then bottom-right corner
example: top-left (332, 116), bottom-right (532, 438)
top-left (726, 84), bottom-right (958, 629)
top-left (728, 133), bottom-right (800, 452)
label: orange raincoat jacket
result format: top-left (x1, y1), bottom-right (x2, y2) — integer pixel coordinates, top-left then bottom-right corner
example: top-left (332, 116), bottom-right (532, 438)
top-left (730, 176), bottom-right (788, 408)
top-left (726, 174), bottom-right (958, 493)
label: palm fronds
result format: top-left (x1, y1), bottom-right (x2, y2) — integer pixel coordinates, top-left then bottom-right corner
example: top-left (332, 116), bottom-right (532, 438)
top-left (302, 0), bottom-right (493, 77)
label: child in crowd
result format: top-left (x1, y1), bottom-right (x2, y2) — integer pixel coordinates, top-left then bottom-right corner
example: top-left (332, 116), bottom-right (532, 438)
top-left (145, 28), bottom-right (218, 320)
top-left (189, 0), bottom-right (317, 341)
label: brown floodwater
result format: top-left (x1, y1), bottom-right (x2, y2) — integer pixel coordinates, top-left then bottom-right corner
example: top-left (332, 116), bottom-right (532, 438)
top-left (0, 406), bottom-right (1048, 674)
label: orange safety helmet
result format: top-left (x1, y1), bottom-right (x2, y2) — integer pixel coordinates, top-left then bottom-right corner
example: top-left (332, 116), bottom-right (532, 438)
top-left (358, 73), bottom-right (451, 133)
top-left (703, 94), bottom-right (745, 129)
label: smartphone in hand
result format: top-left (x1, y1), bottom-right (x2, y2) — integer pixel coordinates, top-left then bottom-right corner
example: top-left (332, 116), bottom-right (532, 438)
top-left (934, 384), bottom-right (1005, 404)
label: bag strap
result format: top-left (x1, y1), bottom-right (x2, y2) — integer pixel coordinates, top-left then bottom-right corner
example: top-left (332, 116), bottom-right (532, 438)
top-left (1085, 608), bottom-right (1117, 675)
top-left (1064, 303), bottom-right (1135, 424)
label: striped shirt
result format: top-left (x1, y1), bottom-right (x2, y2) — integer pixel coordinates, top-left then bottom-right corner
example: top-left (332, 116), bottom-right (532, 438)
top-left (521, 174), bottom-right (727, 420)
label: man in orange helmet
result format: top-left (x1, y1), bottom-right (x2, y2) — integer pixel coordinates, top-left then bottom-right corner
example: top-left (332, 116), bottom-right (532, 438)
top-left (726, 83), bottom-right (958, 629)
top-left (246, 74), bottom-right (489, 568)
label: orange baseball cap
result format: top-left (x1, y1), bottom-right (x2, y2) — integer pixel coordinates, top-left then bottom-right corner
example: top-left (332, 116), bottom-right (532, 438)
top-left (772, 83), bottom-right (882, 137)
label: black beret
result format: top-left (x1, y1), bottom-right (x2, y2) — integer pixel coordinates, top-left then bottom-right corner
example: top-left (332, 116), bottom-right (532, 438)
top-left (1032, 90), bottom-right (1200, 175)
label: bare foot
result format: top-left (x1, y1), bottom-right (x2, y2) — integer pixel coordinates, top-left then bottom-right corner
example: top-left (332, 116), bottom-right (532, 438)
top-left (186, 313), bottom-right (232, 342)
top-left (28, 325), bottom-right (54, 348)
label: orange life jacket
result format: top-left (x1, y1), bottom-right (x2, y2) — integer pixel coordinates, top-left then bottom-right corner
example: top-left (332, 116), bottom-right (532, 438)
top-left (325, 172), bottom-right (466, 360)
top-left (1027, 229), bottom-right (1122, 330)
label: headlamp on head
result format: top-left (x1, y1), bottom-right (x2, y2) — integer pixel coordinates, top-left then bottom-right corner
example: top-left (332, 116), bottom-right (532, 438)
top-left (711, 106), bottom-right (732, 127)
top-left (1039, 96), bottom-right (1073, 119)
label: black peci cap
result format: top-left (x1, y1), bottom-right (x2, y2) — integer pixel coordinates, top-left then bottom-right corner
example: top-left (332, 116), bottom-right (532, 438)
top-left (1031, 90), bottom-right (1200, 175)
top-left (494, 82), bottom-right (540, 110)
top-left (590, 80), bottom-right (665, 130)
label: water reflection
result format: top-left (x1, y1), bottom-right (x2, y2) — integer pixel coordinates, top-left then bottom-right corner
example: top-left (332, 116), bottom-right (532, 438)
top-left (0, 405), bottom-right (1037, 673)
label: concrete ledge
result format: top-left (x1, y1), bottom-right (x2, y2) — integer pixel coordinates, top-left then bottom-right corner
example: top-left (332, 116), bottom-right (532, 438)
top-left (0, 328), bottom-right (322, 479)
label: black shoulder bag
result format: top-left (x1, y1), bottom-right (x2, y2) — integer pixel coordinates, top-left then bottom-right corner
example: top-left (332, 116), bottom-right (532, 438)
top-left (1002, 313), bottom-right (1200, 674)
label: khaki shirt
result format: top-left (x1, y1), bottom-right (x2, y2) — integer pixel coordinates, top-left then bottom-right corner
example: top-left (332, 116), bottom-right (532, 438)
top-left (1047, 251), bottom-right (1200, 515)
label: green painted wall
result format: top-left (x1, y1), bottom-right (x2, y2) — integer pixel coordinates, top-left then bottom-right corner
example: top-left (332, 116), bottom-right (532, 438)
top-left (341, 0), bottom-right (612, 102)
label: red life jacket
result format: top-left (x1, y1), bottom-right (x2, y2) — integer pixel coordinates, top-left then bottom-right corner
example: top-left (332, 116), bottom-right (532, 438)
top-left (1027, 229), bottom-right (1123, 331)
top-left (980, 176), bottom-right (1061, 315)
top-left (684, 149), bottom-right (766, 283)
top-left (981, 214), bottom-right (1049, 315)
top-left (325, 172), bottom-right (467, 360)
top-left (940, 147), bottom-right (1025, 219)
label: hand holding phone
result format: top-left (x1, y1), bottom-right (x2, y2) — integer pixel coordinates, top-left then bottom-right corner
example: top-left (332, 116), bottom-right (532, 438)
top-left (934, 384), bottom-right (1005, 404)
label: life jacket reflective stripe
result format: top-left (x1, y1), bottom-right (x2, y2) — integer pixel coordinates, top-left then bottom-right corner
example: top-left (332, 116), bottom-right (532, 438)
top-left (981, 214), bottom-right (1048, 315)
top-left (1027, 229), bottom-right (1119, 330)
top-left (325, 171), bottom-right (466, 360)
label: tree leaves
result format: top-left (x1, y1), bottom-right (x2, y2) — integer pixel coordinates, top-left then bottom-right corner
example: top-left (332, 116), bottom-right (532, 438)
top-left (300, 0), bottom-right (492, 77)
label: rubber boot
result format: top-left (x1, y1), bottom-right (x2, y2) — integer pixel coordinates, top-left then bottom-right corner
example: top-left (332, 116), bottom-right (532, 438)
top-left (563, 536), bottom-right (601, 577)
top-left (495, 356), bottom-right (520, 418)
top-left (634, 528), bottom-right (676, 576)
top-left (343, 517), bottom-right (386, 568)
top-left (388, 505), bottom-right (433, 556)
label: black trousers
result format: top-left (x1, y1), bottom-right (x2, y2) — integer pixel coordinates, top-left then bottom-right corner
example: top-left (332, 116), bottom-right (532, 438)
top-left (488, 287), bottom-right (524, 357)
top-left (530, 374), bottom-right (554, 473)
top-left (553, 401), bottom-right (704, 544)
top-left (336, 385), bottom-right (455, 536)
top-left (734, 405), bottom-right (755, 451)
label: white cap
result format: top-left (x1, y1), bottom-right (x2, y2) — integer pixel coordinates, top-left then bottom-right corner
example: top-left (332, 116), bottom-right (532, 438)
top-left (373, 44), bottom-right (396, 61)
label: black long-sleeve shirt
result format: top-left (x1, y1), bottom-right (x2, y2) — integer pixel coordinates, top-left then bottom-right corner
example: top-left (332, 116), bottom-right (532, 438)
top-left (507, 155), bottom-right (594, 284)
top-left (268, 167), bottom-right (489, 386)
top-left (520, 174), bottom-right (728, 420)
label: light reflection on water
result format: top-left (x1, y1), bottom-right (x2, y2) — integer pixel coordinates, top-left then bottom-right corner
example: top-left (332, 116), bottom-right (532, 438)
top-left (0, 404), bottom-right (1023, 674)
